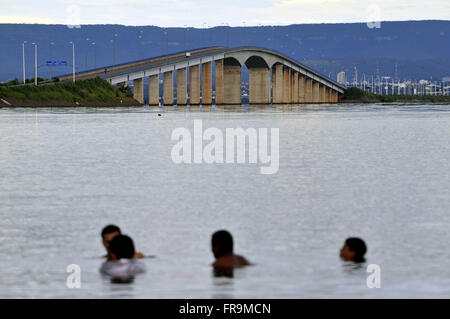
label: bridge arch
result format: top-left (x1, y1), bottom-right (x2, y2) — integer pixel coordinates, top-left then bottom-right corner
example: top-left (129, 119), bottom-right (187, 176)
top-left (224, 50), bottom-right (283, 69)
top-left (244, 56), bottom-right (269, 69)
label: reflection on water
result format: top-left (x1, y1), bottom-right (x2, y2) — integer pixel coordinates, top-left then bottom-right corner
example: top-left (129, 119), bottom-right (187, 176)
top-left (110, 277), bottom-right (135, 284)
top-left (213, 267), bottom-right (234, 278)
top-left (1, 104), bottom-right (450, 298)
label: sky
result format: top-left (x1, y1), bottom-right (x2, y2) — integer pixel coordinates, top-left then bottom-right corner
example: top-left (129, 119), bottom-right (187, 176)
top-left (0, 0), bottom-right (449, 27)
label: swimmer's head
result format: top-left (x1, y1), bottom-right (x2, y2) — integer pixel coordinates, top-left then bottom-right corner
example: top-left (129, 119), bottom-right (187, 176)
top-left (340, 237), bottom-right (367, 262)
top-left (101, 225), bottom-right (121, 249)
top-left (211, 230), bottom-right (233, 258)
top-left (109, 234), bottom-right (136, 260)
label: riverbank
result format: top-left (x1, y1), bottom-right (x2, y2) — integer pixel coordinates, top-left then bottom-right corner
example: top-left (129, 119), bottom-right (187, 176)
top-left (342, 87), bottom-right (450, 104)
top-left (0, 77), bottom-right (138, 107)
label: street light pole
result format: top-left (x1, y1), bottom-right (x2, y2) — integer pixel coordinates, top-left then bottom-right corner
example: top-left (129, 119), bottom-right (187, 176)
top-left (222, 23), bottom-right (229, 47)
top-left (113, 33), bottom-right (118, 64)
top-left (183, 25), bottom-right (187, 50)
top-left (138, 34), bottom-right (143, 59)
top-left (110, 39), bottom-right (114, 64)
top-left (69, 41), bottom-right (75, 82)
top-left (22, 41), bottom-right (27, 84)
top-left (92, 42), bottom-right (96, 68)
top-left (165, 30), bottom-right (168, 55)
top-left (202, 22), bottom-right (206, 47)
top-left (138, 30), bottom-right (143, 59)
top-left (242, 21), bottom-right (246, 46)
top-left (162, 28), bottom-right (168, 55)
top-left (32, 42), bottom-right (37, 86)
top-left (207, 25), bottom-right (212, 45)
top-left (85, 38), bottom-right (90, 69)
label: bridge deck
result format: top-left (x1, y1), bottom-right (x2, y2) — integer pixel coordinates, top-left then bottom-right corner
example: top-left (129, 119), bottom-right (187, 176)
top-left (57, 46), bottom-right (344, 92)
top-left (57, 46), bottom-right (227, 82)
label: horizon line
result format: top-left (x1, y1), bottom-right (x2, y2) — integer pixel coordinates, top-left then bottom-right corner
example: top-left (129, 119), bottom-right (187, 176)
top-left (0, 19), bottom-right (449, 28)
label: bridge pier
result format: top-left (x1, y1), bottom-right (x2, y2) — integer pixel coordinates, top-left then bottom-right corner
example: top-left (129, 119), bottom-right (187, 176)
top-left (163, 71), bottom-right (174, 105)
top-left (283, 67), bottom-right (292, 104)
top-left (249, 67), bottom-right (271, 104)
top-left (177, 68), bottom-right (187, 105)
top-left (320, 84), bottom-right (326, 103)
top-left (133, 78), bottom-right (144, 104)
top-left (215, 59), bottom-right (224, 105)
top-left (149, 75), bottom-right (159, 106)
top-left (292, 71), bottom-right (299, 104)
top-left (223, 58), bottom-right (241, 104)
top-left (202, 62), bottom-right (212, 105)
top-left (117, 81), bottom-right (127, 88)
top-left (333, 91), bottom-right (338, 103)
top-left (313, 81), bottom-right (320, 103)
top-left (189, 65), bottom-right (200, 105)
top-left (272, 64), bottom-right (284, 104)
top-left (299, 75), bottom-right (306, 103)
top-left (305, 78), bottom-right (313, 103)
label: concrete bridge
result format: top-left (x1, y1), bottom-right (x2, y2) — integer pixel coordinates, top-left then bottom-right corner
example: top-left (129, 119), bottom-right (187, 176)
top-left (58, 46), bottom-right (345, 105)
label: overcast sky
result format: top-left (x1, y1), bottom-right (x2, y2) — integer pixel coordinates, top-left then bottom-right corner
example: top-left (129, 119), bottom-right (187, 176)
top-left (1, 0), bottom-right (449, 27)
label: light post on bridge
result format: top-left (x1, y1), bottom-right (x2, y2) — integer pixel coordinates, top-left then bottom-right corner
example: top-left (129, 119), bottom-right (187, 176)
top-left (138, 30), bottom-right (143, 59)
top-left (92, 42), bottom-right (96, 68)
top-left (164, 28), bottom-right (168, 55)
top-left (184, 25), bottom-right (188, 51)
top-left (85, 38), bottom-right (90, 69)
top-left (242, 21), bottom-right (246, 46)
top-left (138, 34), bottom-right (143, 59)
top-left (110, 33), bottom-right (118, 64)
top-left (202, 22), bottom-right (206, 47)
top-left (207, 25), bottom-right (212, 46)
top-left (221, 23), bottom-right (229, 47)
top-left (160, 27), bottom-right (168, 55)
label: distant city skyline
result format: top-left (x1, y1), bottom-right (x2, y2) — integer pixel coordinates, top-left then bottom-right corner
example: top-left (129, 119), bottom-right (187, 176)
top-left (1, 0), bottom-right (449, 27)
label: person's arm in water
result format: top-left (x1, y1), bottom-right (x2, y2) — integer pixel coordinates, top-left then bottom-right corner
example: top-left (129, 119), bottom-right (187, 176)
top-left (133, 252), bottom-right (144, 259)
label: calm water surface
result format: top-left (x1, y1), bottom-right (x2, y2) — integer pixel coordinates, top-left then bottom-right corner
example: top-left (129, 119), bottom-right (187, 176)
top-left (0, 103), bottom-right (449, 298)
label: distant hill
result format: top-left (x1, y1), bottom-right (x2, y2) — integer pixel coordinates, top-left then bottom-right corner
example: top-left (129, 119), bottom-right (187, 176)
top-left (0, 20), bottom-right (449, 82)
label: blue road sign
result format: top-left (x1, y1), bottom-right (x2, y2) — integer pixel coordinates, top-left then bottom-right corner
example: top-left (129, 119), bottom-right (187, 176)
top-left (46, 60), bottom-right (68, 67)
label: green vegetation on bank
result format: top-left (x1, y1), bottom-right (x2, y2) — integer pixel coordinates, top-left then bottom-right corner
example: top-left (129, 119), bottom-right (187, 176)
top-left (343, 87), bottom-right (450, 103)
top-left (0, 77), bottom-right (48, 86)
top-left (0, 77), bottom-right (135, 105)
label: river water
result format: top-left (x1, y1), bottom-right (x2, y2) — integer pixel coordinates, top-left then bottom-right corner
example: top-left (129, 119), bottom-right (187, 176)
top-left (0, 103), bottom-right (449, 298)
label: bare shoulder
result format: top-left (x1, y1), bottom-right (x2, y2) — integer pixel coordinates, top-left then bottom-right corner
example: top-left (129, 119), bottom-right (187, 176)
top-left (213, 254), bottom-right (250, 268)
top-left (235, 255), bottom-right (250, 266)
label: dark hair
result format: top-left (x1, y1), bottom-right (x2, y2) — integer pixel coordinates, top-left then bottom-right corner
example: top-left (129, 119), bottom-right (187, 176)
top-left (109, 234), bottom-right (135, 259)
top-left (101, 225), bottom-right (121, 238)
top-left (345, 237), bottom-right (367, 261)
top-left (212, 230), bottom-right (233, 253)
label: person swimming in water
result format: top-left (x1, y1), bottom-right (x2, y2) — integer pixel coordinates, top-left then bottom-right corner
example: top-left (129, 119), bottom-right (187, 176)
top-left (101, 225), bottom-right (144, 260)
top-left (211, 230), bottom-right (250, 269)
top-left (100, 234), bottom-right (146, 280)
top-left (340, 237), bottom-right (367, 262)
